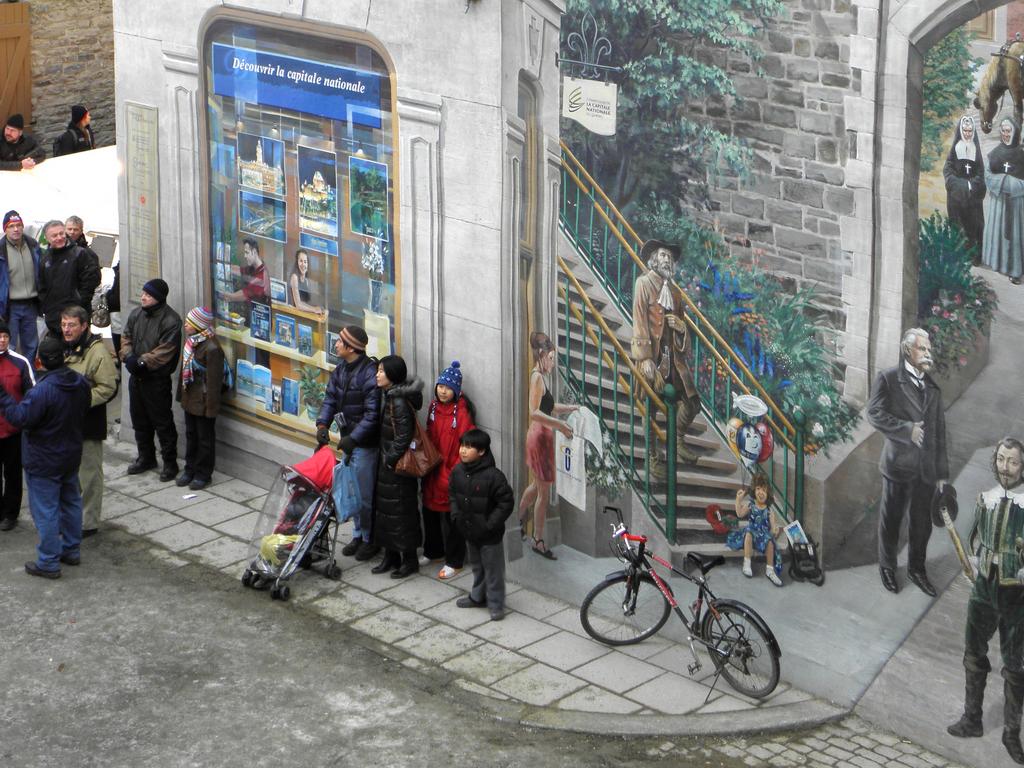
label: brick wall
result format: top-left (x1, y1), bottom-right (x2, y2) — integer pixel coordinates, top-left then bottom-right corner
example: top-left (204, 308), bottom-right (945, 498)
top-left (690, 0), bottom-right (860, 343)
top-left (25, 0), bottom-right (115, 152)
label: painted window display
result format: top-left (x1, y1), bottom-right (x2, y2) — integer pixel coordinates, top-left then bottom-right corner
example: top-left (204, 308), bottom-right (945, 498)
top-left (202, 20), bottom-right (398, 433)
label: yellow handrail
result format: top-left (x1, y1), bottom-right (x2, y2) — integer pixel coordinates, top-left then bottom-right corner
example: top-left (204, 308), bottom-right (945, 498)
top-left (559, 143), bottom-right (797, 440)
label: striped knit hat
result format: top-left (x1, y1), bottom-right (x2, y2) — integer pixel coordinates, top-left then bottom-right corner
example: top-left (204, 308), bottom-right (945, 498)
top-left (185, 306), bottom-right (214, 332)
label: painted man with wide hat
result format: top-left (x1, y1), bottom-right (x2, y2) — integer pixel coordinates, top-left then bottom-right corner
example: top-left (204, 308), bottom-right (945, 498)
top-left (630, 239), bottom-right (700, 474)
top-left (948, 436), bottom-right (1024, 764)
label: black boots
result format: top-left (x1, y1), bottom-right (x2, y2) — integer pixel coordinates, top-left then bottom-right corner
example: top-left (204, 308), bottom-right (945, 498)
top-left (1004, 680), bottom-right (1024, 764)
top-left (391, 552), bottom-right (419, 579)
top-left (371, 551), bottom-right (400, 574)
top-left (948, 671), bottom-right (986, 738)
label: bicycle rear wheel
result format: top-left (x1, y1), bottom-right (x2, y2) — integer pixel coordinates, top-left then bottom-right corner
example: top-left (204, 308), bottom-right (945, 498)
top-left (700, 601), bottom-right (780, 698)
top-left (579, 573), bottom-right (671, 645)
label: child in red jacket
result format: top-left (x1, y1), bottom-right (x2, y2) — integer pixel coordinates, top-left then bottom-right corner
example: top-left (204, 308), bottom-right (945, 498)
top-left (421, 361), bottom-right (476, 579)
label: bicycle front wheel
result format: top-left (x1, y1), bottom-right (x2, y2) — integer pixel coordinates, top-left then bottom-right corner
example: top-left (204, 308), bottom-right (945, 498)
top-left (700, 600), bottom-right (780, 698)
top-left (580, 573), bottom-right (671, 645)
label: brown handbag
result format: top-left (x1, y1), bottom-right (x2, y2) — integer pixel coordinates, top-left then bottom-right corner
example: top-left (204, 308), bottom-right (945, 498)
top-left (391, 402), bottom-right (442, 478)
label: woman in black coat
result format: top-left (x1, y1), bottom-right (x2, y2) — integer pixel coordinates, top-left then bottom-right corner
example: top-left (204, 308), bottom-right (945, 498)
top-left (370, 355), bottom-right (424, 578)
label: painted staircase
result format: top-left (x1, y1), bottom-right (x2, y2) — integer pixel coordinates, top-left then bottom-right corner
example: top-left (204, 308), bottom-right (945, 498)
top-left (554, 142), bottom-right (807, 558)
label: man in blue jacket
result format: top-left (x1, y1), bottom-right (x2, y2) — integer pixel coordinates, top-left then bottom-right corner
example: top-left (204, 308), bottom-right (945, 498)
top-left (0, 335), bottom-right (90, 578)
top-left (316, 325), bottom-right (381, 561)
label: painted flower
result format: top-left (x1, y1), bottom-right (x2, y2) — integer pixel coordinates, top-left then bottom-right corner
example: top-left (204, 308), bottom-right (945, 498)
top-left (932, 305), bottom-right (941, 315)
top-left (958, 356), bottom-right (968, 367)
top-left (817, 394), bottom-right (830, 407)
top-left (812, 422), bottom-right (825, 437)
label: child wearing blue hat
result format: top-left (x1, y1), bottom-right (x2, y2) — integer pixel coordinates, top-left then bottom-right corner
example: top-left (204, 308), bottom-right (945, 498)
top-left (421, 360), bottom-right (476, 579)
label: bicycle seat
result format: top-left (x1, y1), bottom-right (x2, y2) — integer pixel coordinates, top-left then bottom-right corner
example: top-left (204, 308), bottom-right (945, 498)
top-left (687, 552), bottom-right (725, 575)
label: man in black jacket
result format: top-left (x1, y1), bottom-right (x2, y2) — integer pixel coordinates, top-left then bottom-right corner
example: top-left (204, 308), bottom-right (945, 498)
top-left (867, 328), bottom-right (949, 597)
top-left (121, 278), bottom-right (181, 481)
top-left (450, 429), bottom-right (515, 621)
top-left (0, 114), bottom-right (45, 171)
top-left (38, 220), bottom-right (100, 336)
top-left (54, 105), bottom-right (95, 157)
top-left (316, 325), bottom-right (381, 561)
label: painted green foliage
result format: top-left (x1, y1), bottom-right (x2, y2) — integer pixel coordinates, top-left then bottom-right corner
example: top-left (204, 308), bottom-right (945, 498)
top-left (561, 0), bottom-right (784, 214)
top-left (920, 28), bottom-right (981, 172)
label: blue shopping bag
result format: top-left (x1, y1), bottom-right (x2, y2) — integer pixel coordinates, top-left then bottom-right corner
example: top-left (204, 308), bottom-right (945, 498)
top-left (332, 458), bottom-right (361, 523)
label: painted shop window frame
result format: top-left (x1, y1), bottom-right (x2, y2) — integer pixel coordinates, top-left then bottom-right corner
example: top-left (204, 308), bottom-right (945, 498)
top-left (198, 10), bottom-right (401, 439)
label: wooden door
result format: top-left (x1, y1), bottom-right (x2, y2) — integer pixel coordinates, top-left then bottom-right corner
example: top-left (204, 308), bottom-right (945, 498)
top-left (0, 3), bottom-right (31, 124)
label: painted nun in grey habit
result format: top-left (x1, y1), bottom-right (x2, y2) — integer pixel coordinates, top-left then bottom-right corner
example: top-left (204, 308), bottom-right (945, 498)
top-left (984, 116), bottom-right (1024, 284)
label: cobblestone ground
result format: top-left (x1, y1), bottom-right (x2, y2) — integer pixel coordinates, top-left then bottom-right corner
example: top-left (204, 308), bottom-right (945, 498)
top-left (661, 718), bottom-right (969, 767)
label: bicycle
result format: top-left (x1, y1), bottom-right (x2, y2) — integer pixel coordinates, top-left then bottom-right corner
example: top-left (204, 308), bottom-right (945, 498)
top-left (579, 507), bottom-right (782, 699)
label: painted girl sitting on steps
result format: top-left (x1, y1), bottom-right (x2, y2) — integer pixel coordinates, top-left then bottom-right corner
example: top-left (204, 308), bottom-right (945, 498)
top-left (727, 473), bottom-right (783, 587)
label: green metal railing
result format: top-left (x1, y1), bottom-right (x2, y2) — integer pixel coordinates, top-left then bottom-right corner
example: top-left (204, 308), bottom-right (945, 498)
top-left (558, 142), bottom-right (806, 529)
top-left (557, 259), bottom-right (679, 540)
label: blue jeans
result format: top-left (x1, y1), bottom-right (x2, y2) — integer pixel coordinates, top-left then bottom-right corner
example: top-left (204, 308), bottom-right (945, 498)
top-left (8, 299), bottom-right (38, 365)
top-left (349, 445), bottom-right (377, 543)
top-left (27, 470), bottom-right (83, 572)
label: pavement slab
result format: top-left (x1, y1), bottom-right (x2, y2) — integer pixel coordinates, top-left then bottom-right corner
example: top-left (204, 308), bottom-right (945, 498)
top-left (624, 671), bottom-right (724, 715)
top-left (376, 573), bottom-right (463, 611)
top-left (491, 662), bottom-right (588, 706)
top-left (395, 623), bottom-right (484, 663)
top-left (556, 684), bottom-right (643, 714)
top-left (144, 520), bottom-right (222, 552)
top-left (212, 510), bottom-right (260, 540)
top-left (573, 651), bottom-right (664, 693)
top-left (110, 507), bottom-right (183, 536)
top-left (504, 588), bottom-right (573, 620)
top-left (441, 643), bottom-right (534, 685)
top-left (423, 598), bottom-right (495, 630)
top-left (184, 536), bottom-right (251, 569)
top-left (310, 588), bottom-right (389, 623)
top-left (519, 629), bottom-right (612, 670)
top-left (101, 490), bottom-right (148, 519)
top-left (173, 495), bottom-right (251, 527)
top-left (350, 604), bottom-right (435, 644)
top-left (469, 610), bottom-right (561, 649)
top-left (207, 477), bottom-right (268, 502)
top-left (139, 486), bottom-right (214, 512)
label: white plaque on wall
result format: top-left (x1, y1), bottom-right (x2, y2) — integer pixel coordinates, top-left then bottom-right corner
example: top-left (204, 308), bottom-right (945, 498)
top-left (125, 102), bottom-right (161, 301)
top-left (561, 77), bottom-right (617, 136)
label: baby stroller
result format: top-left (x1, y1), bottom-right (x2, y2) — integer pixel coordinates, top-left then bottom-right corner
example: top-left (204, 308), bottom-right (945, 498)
top-left (241, 446), bottom-right (342, 601)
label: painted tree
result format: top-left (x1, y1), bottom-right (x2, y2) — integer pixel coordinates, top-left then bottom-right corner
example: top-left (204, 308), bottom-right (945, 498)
top-left (920, 27), bottom-right (981, 172)
top-left (561, 0), bottom-right (783, 214)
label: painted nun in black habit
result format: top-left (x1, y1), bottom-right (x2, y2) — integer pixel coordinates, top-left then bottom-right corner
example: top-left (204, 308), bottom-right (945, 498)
top-left (983, 116), bottom-right (1024, 284)
top-left (943, 114), bottom-right (986, 263)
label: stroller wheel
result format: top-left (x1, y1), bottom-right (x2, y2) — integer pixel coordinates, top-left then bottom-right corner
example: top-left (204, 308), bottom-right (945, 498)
top-left (277, 585), bottom-right (291, 601)
top-left (241, 569), bottom-right (255, 588)
top-left (325, 561), bottom-right (342, 581)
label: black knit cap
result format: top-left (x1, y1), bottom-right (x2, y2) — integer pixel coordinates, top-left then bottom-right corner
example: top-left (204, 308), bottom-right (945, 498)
top-left (5, 114), bottom-right (23, 130)
top-left (379, 355), bottom-right (407, 386)
top-left (142, 278), bottom-right (169, 303)
top-left (71, 105), bottom-right (88, 124)
top-left (38, 336), bottom-right (64, 370)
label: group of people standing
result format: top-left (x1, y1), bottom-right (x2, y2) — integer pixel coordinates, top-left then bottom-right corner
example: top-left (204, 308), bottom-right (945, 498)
top-left (0, 107), bottom-right (96, 172)
top-left (945, 113), bottom-right (1024, 283)
top-left (314, 327), bottom-right (513, 620)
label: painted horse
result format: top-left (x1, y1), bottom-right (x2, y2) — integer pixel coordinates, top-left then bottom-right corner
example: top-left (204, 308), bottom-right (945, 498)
top-left (974, 39), bottom-right (1024, 133)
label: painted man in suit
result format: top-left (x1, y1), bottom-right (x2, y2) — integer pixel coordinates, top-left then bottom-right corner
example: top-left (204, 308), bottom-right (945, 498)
top-left (867, 327), bottom-right (949, 597)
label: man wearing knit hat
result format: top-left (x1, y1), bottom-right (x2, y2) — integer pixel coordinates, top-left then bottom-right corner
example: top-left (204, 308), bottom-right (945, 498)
top-left (317, 325), bottom-right (382, 561)
top-left (54, 105), bottom-right (95, 157)
top-left (0, 335), bottom-right (90, 578)
top-left (0, 210), bottom-right (42, 365)
top-left (38, 219), bottom-right (100, 336)
top-left (62, 305), bottom-right (118, 536)
top-left (121, 278), bottom-right (182, 481)
top-left (0, 114), bottom-right (45, 171)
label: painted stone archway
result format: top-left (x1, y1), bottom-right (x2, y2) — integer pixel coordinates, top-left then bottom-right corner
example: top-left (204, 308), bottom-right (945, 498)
top-left (857, 0), bottom-right (1009, 378)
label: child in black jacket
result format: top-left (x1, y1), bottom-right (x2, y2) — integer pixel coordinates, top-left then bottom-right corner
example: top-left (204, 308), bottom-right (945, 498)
top-left (449, 428), bottom-right (514, 621)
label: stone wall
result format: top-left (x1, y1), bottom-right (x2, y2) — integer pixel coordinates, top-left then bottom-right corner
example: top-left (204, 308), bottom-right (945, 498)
top-left (26, 0), bottom-right (115, 152)
top-left (690, 0), bottom-right (864, 397)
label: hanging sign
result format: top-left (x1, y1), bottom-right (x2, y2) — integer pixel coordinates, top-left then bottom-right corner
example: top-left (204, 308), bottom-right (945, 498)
top-left (561, 77), bottom-right (617, 136)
